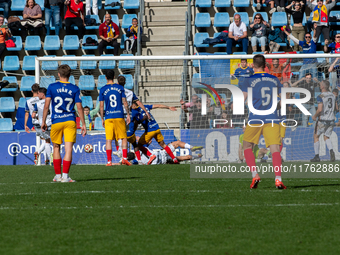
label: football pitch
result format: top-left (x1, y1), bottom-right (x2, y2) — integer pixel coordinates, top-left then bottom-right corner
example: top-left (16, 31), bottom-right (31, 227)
top-left (1, 163), bottom-right (339, 255)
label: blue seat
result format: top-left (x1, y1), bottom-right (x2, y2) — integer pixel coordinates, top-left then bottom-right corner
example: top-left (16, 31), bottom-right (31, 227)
top-left (215, 0), bottom-right (231, 8)
top-left (212, 32), bottom-right (227, 47)
top-left (22, 55), bottom-right (37, 71)
top-left (85, 15), bottom-right (100, 30)
top-left (18, 97), bottom-right (28, 108)
top-left (7, 36), bottom-right (23, 51)
top-left (110, 14), bottom-right (119, 27)
top-left (69, 75), bottom-right (76, 85)
top-left (42, 55), bottom-right (58, 71)
top-left (97, 75), bottom-right (107, 90)
top-left (118, 54), bottom-right (135, 69)
top-left (99, 54), bottom-right (116, 69)
top-left (3, 56), bottom-right (20, 71)
top-left (194, 33), bottom-right (209, 47)
top-left (124, 0), bottom-right (140, 9)
top-left (195, 0), bottom-right (212, 8)
top-left (253, 12), bottom-right (269, 22)
top-left (20, 76), bottom-right (35, 91)
top-left (81, 96), bottom-right (94, 110)
top-left (330, 11), bottom-right (340, 26)
top-left (25, 36), bottom-right (42, 51)
top-left (61, 55), bottom-right (77, 70)
top-left (119, 74), bottom-right (133, 90)
top-left (40, 76), bottom-right (56, 89)
top-left (43, 35), bottom-right (60, 51)
top-left (82, 35), bottom-right (99, 50)
top-left (214, 13), bottom-right (230, 27)
top-left (80, 55), bottom-right (97, 70)
top-left (122, 14), bottom-right (137, 29)
top-left (1, 77), bottom-right (18, 92)
top-left (11, 0), bottom-right (26, 11)
top-left (94, 117), bottom-right (105, 130)
top-left (234, 0), bottom-right (250, 7)
top-left (195, 13), bottom-right (211, 28)
top-left (271, 12), bottom-right (287, 27)
top-left (232, 52), bottom-right (247, 55)
top-left (234, 12), bottom-right (249, 27)
top-left (0, 118), bottom-right (13, 131)
top-left (0, 97), bottom-right (15, 112)
top-left (63, 35), bottom-right (80, 51)
top-left (79, 75), bottom-right (96, 90)
top-left (104, 0), bottom-right (121, 10)
top-left (120, 34), bottom-right (127, 49)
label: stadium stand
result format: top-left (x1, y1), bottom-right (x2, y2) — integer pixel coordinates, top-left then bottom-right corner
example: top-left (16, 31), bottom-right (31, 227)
top-left (42, 55), bottom-right (58, 71)
top-left (99, 54), bottom-right (116, 70)
top-left (213, 13), bottom-right (230, 28)
top-left (80, 55), bottom-right (97, 70)
top-left (1, 77), bottom-right (18, 92)
top-left (215, 0), bottom-right (231, 8)
top-left (6, 36), bottom-right (22, 52)
top-left (212, 33), bottom-right (227, 48)
top-left (40, 76), bottom-right (56, 89)
top-left (194, 33), bottom-right (209, 48)
top-left (24, 36), bottom-right (42, 51)
top-left (104, 0), bottom-right (121, 10)
top-left (123, 0), bottom-right (140, 10)
top-left (94, 117), bottom-right (105, 130)
top-left (0, 97), bottom-right (15, 112)
top-left (78, 75), bottom-right (96, 91)
top-left (43, 35), bottom-right (61, 51)
top-left (252, 12), bottom-right (269, 23)
top-left (84, 15), bottom-right (101, 30)
top-left (195, 13), bottom-right (211, 28)
top-left (233, 0), bottom-right (250, 8)
top-left (82, 35), bottom-right (99, 50)
top-left (63, 35), bottom-right (80, 51)
top-left (61, 55), bottom-right (78, 70)
top-left (122, 14), bottom-right (138, 29)
top-left (234, 12), bottom-right (249, 27)
top-left (118, 54), bottom-right (135, 69)
top-left (81, 96), bottom-right (94, 109)
top-left (20, 76), bottom-right (36, 92)
top-left (3, 56), bottom-right (20, 72)
top-left (119, 74), bottom-right (133, 90)
top-left (97, 75), bottom-right (107, 90)
top-left (11, 0), bottom-right (26, 11)
top-left (195, 0), bottom-right (212, 8)
top-left (271, 12), bottom-right (288, 27)
top-left (0, 118), bottom-right (13, 131)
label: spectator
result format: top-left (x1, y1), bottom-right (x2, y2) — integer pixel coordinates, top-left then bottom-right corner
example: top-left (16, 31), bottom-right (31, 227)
top-left (324, 32), bottom-right (340, 53)
top-left (180, 94), bottom-right (198, 129)
top-left (215, 111), bottom-right (232, 128)
top-left (0, 15), bottom-right (10, 58)
top-left (0, 0), bottom-right (11, 19)
top-left (64, 0), bottom-right (85, 43)
top-left (307, 0), bottom-right (336, 43)
top-left (21, 0), bottom-right (44, 37)
top-left (98, 13), bottom-right (120, 56)
top-left (226, 14), bottom-right (248, 54)
top-left (285, 1), bottom-right (306, 51)
top-left (75, 104), bottom-right (100, 130)
top-left (231, 59), bottom-right (254, 86)
top-left (270, 0), bottom-right (286, 14)
top-left (124, 18), bottom-right (140, 54)
top-left (250, 13), bottom-right (271, 52)
top-left (291, 73), bottom-right (319, 127)
top-left (86, 0), bottom-right (98, 15)
top-left (328, 57), bottom-right (340, 90)
top-left (256, 0), bottom-right (274, 11)
top-left (44, 0), bottom-right (62, 36)
top-left (283, 25), bottom-right (318, 79)
top-left (191, 98), bottom-right (209, 129)
top-left (266, 58), bottom-right (289, 82)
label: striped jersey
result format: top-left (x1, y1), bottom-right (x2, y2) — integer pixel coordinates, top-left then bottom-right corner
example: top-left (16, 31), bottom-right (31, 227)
top-left (25, 96), bottom-right (40, 126)
top-left (317, 91), bottom-right (336, 121)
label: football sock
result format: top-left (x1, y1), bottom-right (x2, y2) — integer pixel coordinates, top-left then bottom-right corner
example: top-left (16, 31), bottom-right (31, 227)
top-left (122, 149), bottom-right (127, 159)
top-left (42, 151), bottom-right (47, 163)
top-left (164, 145), bottom-right (176, 160)
top-left (272, 152), bottom-right (282, 179)
top-left (135, 150), bottom-right (141, 161)
top-left (62, 160), bottom-right (71, 174)
top-left (185, 143), bottom-right (192, 149)
top-left (140, 146), bottom-right (152, 157)
top-left (38, 140), bottom-right (46, 154)
top-left (54, 158), bottom-right (61, 175)
top-left (314, 141), bottom-right (320, 155)
top-left (106, 149), bottom-right (112, 162)
top-left (244, 148), bottom-right (257, 178)
top-left (45, 143), bottom-right (51, 160)
top-left (325, 139), bottom-right (333, 151)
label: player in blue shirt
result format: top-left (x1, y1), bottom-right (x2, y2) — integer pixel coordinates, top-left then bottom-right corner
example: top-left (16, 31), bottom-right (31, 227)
top-left (42, 64), bottom-right (87, 183)
top-left (131, 102), bottom-right (178, 165)
top-left (231, 59), bottom-right (254, 86)
top-left (99, 70), bottom-right (131, 166)
top-left (241, 54), bottom-right (285, 189)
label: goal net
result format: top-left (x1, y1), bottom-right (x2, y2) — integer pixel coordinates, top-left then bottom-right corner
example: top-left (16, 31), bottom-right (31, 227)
top-left (35, 54), bottom-right (340, 165)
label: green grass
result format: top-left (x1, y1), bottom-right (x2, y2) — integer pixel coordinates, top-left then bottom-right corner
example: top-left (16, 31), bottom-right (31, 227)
top-left (0, 164), bottom-right (339, 255)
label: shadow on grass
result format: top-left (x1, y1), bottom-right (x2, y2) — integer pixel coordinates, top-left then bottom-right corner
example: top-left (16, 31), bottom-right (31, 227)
top-left (77, 177), bottom-right (142, 182)
top-left (290, 183), bottom-right (340, 189)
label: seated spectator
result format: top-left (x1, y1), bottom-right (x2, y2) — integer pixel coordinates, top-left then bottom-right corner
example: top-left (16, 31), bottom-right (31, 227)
top-left (324, 33), bottom-right (340, 53)
top-left (250, 13), bottom-right (270, 52)
top-left (21, 0), bottom-right (43, 37)
top-left (124, 18), bottom-right (140, 54)
top-left (291, 73), bottom-right (319, 127)
top-left (0, 0), bottom-right (11, 19)
top-left (226, 14), bottom-right (248, 55)
top-left (86, 0), bottom-right (98, 15)
top-left (285, 1), bottom-right (306, 51)
top-left (75, 105), bottom-right (99, 130)
top-left (231, 59), bottom-right (254, 86)
top-left (270, 0), bottom-right (286, 14)
top-left (98, 13), bottom-right (120, 56)
top-left (64, 0), bottom-right (85, 42)
top-left (283, 25), bottom-right (318, 79)
top-left (0, 15), bottom-right (10, 58)
top-left (266, 58), bottom-right (289, 82)
top-left (307, 0), bottom-right (336, 43)
top-left (44, 0), bottom-right (62, 36)
top-left (256, 0), bottom-right (274, 11)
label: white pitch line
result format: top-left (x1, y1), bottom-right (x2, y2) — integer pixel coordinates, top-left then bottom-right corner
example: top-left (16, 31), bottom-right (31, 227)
top-left (0, 203), bottom-right (339, 211)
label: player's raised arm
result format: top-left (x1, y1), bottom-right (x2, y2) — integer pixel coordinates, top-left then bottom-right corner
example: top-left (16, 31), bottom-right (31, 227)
top-left (152, 104), bottom-right (177, 111)
top-left (123, 97), bottom-right (130, 125)
top-left (42, 97), bottom-right (51, 131)
top-left (76, 102), bottom-right (87, 137)
top-left (329, 58), bottom-right (340, 72)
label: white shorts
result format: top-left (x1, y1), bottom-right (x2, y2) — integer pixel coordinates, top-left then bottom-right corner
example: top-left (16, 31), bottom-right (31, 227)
top-left (316, 120), bottom-right (335, 138)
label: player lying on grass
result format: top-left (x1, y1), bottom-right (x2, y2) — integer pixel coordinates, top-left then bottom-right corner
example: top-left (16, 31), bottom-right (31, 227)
top-left (131, 101), bottom-right (179, 165)
top-left (126, 140), bottom-right (203, 165)
top-left (311, 80), bottom-right (337, 162)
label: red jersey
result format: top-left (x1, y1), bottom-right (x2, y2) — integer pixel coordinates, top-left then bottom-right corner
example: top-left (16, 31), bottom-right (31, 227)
top-left (65, 0), bottom-right (84, 19)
